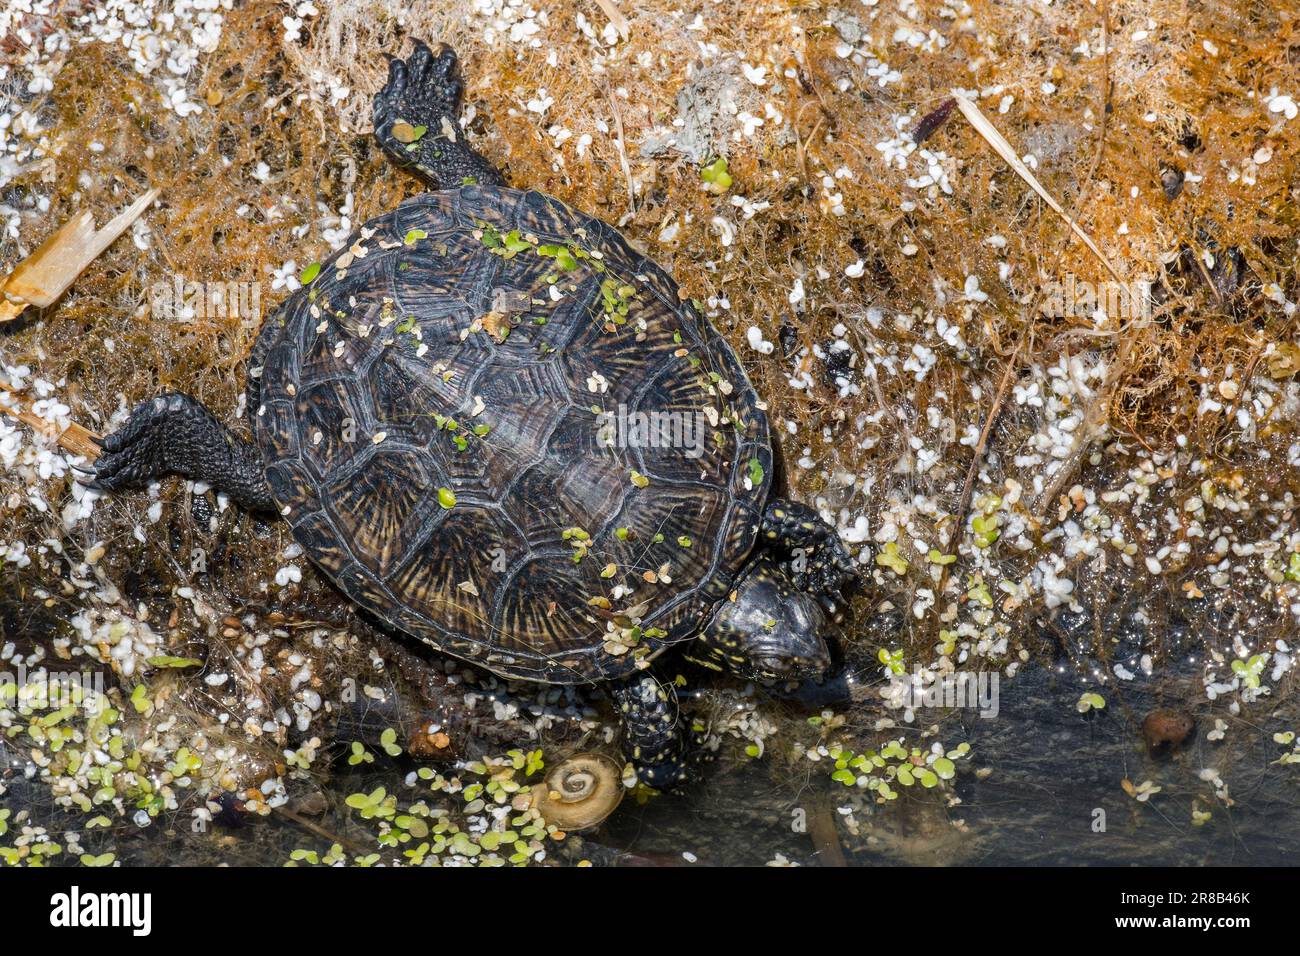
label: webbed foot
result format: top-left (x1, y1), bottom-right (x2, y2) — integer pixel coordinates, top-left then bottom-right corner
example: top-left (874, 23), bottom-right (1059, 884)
top-left (372, 40), bottom-right (505, 190)
top-left (761, 499), bottom-right (859, 600)
top-left (83, 392), bottom-right (275, 513)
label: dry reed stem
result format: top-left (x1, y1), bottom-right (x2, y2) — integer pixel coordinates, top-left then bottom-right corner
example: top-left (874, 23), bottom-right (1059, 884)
top-left (591, 0), bottom-right (630, 40)
top-left (952, 94), bottom-right (1128, 295)
top-left (0, 383), bottom-right (102, 459)
top-left (1, 189), bottom-right (157, 320)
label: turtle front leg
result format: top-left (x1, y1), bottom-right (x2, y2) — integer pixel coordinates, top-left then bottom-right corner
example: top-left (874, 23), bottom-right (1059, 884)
top-left (372, 40), bottom-right (505, 190)
top-left (84, 392), bottom-right (275, 513)
top-left (610, 673), bottom-right (693, 791)
top-left (761, 499), bottom-right (859, 599)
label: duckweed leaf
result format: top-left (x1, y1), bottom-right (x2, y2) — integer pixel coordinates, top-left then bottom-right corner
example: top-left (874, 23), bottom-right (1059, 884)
top-left (701, 157), bottom-right (733, 194)
top-left (1076, 692), bottom-right (1106, 713)
top-left (146, 655), bottom-right (203, 669)
top-left (380, 727), bottom-right (402, 757)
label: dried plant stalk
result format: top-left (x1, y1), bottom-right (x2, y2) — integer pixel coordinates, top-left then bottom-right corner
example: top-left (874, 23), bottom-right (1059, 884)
top-left (1, 189), bottom-right (158, 322)
top-left (951, 94), bottom-right (1127, 292)
top-left (0, 384), bottom-right (101, 459)
top-left (592, 0), bottom-right (630, 39)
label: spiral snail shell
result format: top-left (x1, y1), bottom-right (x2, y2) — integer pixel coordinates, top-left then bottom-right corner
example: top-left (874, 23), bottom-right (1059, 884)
top-left (530, 752), bottom-right (624, 831)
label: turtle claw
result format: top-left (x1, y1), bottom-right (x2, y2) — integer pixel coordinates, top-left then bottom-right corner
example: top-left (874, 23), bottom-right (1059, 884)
top-left (382, 52), bottom-right (404, 87)
top-left (373, 39), bottom-right (464, 150)
top-left (81, 466), bottom-right (107, 488)
top-left (77, 391), bottom-right (277, 512)
top-left (406, 39), bottom-right (461, 100)
top-left (371, 38), bottom-right (504, 189)
top-left (85, 438), bottom-right (152, 493)
top-left (78, 479), bottom-right (110, 497)
top-left (81, 397), bottom-right (171, 494)
top-left (407, 38), bottom-right (434, 75)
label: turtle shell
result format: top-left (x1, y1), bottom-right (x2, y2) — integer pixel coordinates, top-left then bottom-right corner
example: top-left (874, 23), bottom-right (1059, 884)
top-left (252, 186), bottom-right (772, 684)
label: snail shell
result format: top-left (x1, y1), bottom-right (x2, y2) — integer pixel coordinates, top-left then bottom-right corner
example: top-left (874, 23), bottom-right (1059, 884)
top-left (531, 752), bottom-right (624, 831)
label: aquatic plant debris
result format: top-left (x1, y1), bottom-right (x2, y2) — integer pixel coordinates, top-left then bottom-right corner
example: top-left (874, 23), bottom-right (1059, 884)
top-left (0, 189), bottom-right (159, 323)
top-left (950, 94), bottom-right (1126, 290)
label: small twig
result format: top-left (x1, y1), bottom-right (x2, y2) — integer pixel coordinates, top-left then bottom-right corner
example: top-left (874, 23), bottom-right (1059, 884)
top-left (591, 0), bottom-right (630, 40)
top-left (951, 93), bottom-right (1129, 295)
top-left (1119, 408), bottom-right (1155, 453)
top-left (794, 65), bottom-right (838, 133)
top-left (938, 347), bottom-right (1021, 597)
top-left (1035, 332), bottom-right (1137, 519)
top-left (1192, 243), bottom-right (1225, 304)
top-left (603, 83), bottom-right (636, 217)
top-left (273, 805), bottom-right (371, 859)
top-left (807, 799), bottom-right (848, 867)
top-left (0, 383), bottom-right (101, 459)
top-left (794, 104), bottom-right (825, 187)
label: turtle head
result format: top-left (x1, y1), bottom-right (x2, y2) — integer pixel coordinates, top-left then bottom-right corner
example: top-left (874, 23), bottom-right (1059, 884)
top-left (694, 553), bottom-right (832, 682)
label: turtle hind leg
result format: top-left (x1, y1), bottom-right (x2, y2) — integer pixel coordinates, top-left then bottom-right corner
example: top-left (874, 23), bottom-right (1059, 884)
top-left (610, 673), bottom-right (696, 791)
top-left (372, 40), bottom-right (505, 190)
top-left (84, 392), bottom-right (275, 513)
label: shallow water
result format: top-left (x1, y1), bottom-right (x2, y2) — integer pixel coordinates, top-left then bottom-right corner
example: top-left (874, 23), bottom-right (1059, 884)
top-left (11, 670), bottom-right (1295, 868)
top-left (596, 662), bottom-right (1300, 866)
top-left (2, 576), bottom-right (1297, 868)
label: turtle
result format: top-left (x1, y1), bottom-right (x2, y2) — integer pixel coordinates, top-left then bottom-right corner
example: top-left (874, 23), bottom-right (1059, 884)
top-left (83, 40), bottom-right (859, 789)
